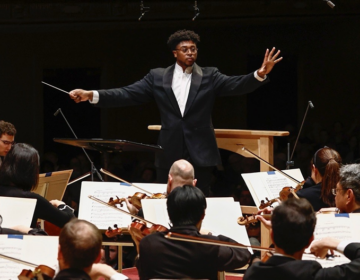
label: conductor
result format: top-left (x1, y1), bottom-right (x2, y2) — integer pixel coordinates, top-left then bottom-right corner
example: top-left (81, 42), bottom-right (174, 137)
top-left (69, 29), bottom-right (282, 196)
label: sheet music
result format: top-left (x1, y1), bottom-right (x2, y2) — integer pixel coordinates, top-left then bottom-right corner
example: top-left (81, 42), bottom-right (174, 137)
top-left (241, 169), bottom-right (304, 208)
top-left (78, 181), bottom-right (166, 230)
top-left (0, 235), bottom-right (58, 280)
top-left (302, 214), bottom-right (360, 267)
top-left (0, 197), bottom-right (37, 228)
top-left (142, 198), bottom-right (252, 249)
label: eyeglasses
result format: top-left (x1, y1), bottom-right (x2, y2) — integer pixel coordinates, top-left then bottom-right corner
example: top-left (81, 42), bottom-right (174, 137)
top-left (175, 47), bottom-right (198, 54)
top-left (332, 188), bottom-right (346, 196)
top-left (0, 139), bottom-right (15, 146)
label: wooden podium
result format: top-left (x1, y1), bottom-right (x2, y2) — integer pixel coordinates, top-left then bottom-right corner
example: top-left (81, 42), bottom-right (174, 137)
top-left (148, 126), bottom-right (289, 254)
top-left (148, 126), bottom-right (289, 172)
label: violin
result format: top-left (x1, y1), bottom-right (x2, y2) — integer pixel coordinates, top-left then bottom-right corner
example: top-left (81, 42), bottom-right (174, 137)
top-left (279, 182), bottom-right (303, 201)
top-left (105, 224), bottom-right (128, 239)
top-left (18, 265), bottom-right (55, 280)
top-left (129, 221), bottom-right (168, 244)
top-left (237, 214), bottom-right (271, 226)
top-left (108, 191), bottom-right (166, 210)
top-left (0, 253), bottom-right (55, 280)
top-left (259, 197), bottom-right (279, 209)
top-left (101, 168), bottom-right (166, 210)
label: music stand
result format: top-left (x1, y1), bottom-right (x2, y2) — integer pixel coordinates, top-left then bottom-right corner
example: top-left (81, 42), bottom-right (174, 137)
top-left (53, 138), bottom-right (162, 153)
top-left (53, 138), bottom-right (162, 180)
top-left (34, 169), bottom-right (73, 201)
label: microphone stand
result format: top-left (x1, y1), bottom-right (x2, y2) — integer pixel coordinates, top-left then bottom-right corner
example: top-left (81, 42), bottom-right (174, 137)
top-left (54, 108), bottom-right (103, 182)
top-left (286, 101), bottom-right (314, 169)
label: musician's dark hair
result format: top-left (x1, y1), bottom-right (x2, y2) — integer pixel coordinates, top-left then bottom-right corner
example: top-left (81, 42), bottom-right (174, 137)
top-left (339, 164), bottom-right (360, 204)
top-left (0, 143), bottom-right (39, 191)
top-left (272, 198), bottom-right (316, 255)
top-left (167, 29), bottom-right (200, 50)
top-left (0, 120), bottom-right (16, 137)
top-left (59, 219), bottom-right (102, 270)
top-left (312, 147), bottom-right (342, 206)
top-left (167, 185), bottom-right (206, 226)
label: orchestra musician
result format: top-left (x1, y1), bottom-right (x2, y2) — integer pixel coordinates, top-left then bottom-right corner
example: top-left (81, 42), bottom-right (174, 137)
top-left (0, 120), bottom-right (16, 167)
top-left (334, 163), bottom-right (360, 213)
top-left (124, 159), bottom-right (197, 216)
top-left (135, 185), bottom-right (251, 280)
top-left (0, 143), bottom-right (74, 228)
top-left (244, 198), bottom-right (360, 280)
top-left (68, 29), bottom-right (282, 196)
top-left (55, 218), bottom-right (128, 280)
top-left (296, 147), bottom-right (342, 211)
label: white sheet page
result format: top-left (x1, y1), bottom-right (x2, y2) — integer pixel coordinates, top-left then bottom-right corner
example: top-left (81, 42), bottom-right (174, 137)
top-left (302, 214), bottom-right (360, 267)
top-left (78, 181), bottom-right (166, 230)
top-left (241, 169), bottom-right (304, 208)
top-left (0, 236), bottom-right (34, 280)
top-left (0, 197), bottom-right (37, 228)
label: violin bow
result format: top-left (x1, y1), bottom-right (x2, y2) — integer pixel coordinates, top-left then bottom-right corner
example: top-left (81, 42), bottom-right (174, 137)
top-left (0, 253), bottom-right (37, 267)
top-left (241, 147), bottom-right (301, 185)
top-left (165, 232), bottom-right (274, 252)
top-left (100, 168), bottom-right (154, 196)
top-left (88, 195), bottom-right (156, 226)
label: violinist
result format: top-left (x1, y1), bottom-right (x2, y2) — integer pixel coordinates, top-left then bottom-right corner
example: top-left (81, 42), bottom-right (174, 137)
top-left (136, 185), bottom-right (251, 280)
top-left (55, 218), bottom-right (128, 280)
top-left (0, 120), bottom-right (16, 167)
top-left (296, 147), bottom-right (342, 211)
top-left (125, 159), bottom-right (197, 216)
top-left (334, 164), bottom-right (360, 213)
top-left (0, 143), bottom-right (74, 228)
top-left (243, 198), bottom-right (360, 280)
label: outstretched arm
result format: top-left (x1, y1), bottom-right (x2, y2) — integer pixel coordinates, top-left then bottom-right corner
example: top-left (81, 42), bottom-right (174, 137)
top-left (257, 47), bottom-right (283, 78)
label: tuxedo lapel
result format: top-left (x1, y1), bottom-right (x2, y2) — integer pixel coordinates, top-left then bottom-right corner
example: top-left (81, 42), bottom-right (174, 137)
top-left (163, 64), bottom-right (182, 117)
top-left (184, 63), bottom-right (202, 116)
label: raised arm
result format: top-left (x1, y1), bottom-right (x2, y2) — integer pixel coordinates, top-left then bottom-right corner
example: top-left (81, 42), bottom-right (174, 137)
top-left (257, 47), bottom-right (283, 78)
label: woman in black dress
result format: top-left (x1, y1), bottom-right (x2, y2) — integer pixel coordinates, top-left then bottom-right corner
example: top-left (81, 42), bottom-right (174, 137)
top-left (0, 143), bottom-right (74, 228)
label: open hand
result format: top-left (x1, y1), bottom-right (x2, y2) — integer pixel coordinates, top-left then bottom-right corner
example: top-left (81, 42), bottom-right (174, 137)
top-left (257, 47), bottom-right (283, 78)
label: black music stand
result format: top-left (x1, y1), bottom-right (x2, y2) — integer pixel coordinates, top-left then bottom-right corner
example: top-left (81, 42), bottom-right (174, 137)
top-left (53, 138), bottom-right (162, 180)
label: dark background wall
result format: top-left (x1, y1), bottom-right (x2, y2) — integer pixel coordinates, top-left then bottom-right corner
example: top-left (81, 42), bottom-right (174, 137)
top-left (0, 0), bottom-right (359, 168)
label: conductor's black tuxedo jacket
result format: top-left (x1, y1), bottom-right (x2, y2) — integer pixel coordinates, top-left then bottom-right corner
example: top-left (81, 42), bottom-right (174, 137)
top-left (97, 63), bottom-right (268, 168)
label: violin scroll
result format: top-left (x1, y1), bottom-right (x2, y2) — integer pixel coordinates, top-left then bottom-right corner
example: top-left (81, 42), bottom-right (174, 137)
top-left (237, 215), bottom-right (259, 226)
top-left (108, 196), bottom-right (125, 207)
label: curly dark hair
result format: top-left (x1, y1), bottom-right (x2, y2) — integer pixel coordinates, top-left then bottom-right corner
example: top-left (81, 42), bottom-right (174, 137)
top-left (167, 29), bottom-right (200, 50)
top-left (0, 120), bottom-right (16, 137)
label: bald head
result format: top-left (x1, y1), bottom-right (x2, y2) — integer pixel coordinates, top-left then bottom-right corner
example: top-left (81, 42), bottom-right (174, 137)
top-left (167, 160), bottom-right (196, 193)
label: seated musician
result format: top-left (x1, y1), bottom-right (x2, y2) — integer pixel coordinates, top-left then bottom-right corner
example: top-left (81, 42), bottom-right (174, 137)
top-left (0, 120), bottom-right (16, 167)
top-left (0, 143), bottom-right (74, 228)
top-left (244, 198), bottom-right (360, 280)
top-left (296, 147), bottom-right (342, 211)
top-left (125, 159), bottom-right (197, 216)
top-left (334, 163), bottom-right (360, 213)
top-left (55, 218), bottom-right (128, 279)
top-left (135, 185), bottom-right (251, 280)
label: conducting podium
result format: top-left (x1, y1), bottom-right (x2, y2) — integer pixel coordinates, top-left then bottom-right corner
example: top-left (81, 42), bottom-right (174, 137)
top-left (148, 126), bottom-right (288, 172)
